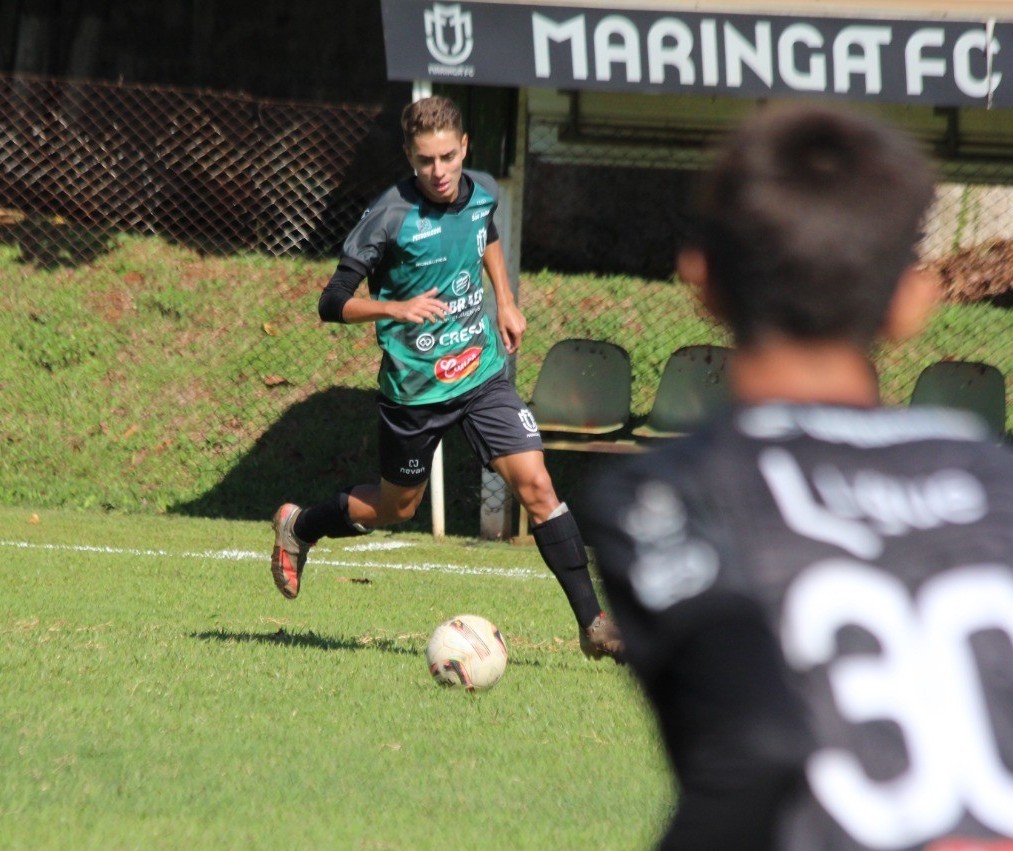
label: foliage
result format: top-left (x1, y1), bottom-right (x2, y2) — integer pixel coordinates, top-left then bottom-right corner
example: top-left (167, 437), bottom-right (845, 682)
top-left (0, 236), bottom-right (1010, 529)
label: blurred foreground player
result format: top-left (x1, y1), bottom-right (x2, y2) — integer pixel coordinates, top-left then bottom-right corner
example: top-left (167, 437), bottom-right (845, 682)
top-left (585, 104), bottom-right (1013, 849)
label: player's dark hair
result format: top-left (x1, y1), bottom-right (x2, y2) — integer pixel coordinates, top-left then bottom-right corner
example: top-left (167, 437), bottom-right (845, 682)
top-left (401, 96), bottom-right (464, 146)
top-left (691, 105), bottom-right (935, 347)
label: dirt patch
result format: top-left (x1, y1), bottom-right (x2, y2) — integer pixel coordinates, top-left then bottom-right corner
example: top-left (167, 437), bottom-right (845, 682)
top-left (929, 238), bottom-right (1013, 307)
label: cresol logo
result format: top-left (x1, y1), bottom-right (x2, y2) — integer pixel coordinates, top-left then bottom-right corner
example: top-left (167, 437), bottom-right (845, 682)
top-left (434, 347), bottom-right (482, 383)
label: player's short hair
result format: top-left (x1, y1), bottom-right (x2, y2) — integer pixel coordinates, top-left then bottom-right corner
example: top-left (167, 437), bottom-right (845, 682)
top-left (691, 104), bottom-right (935, 347)
top-left (401, 96), bottom-right (464, 146)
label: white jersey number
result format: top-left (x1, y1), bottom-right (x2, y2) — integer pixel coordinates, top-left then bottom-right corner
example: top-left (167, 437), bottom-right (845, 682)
top-left (781, 561), bottom-right (1013, 849)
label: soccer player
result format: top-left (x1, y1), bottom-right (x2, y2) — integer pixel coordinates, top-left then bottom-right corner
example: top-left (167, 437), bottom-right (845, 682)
top-left (269, 96), bottom-right (622, 662)
top-left (584, 104), bottom-right (1013, 849)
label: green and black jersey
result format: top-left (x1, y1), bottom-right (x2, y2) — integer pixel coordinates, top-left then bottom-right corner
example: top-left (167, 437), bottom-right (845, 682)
top-left (338, 170), bottom-right (507, 405)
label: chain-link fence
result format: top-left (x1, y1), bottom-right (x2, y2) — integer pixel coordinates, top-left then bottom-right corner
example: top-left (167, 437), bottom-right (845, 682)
top-left (0, 74), bottom-right (407, 260)
top-left (2, 74), bottom-right (1011, 534)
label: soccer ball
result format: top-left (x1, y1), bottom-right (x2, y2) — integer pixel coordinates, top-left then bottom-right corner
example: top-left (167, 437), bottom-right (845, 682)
top-left (425, 614), bottom-right (508, 691)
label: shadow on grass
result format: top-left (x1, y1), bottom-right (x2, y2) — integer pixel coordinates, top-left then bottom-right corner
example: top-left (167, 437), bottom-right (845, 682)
top-left (0, 218), bottom-right (113, 267)
top-left (192, 628), bottom-right (420, 656)
top-left (171, 385), bottom-right (485, 537)
top-left (172, 387), bottom-right (379, 522)
top-left (191, 628), bottom-right (548, 667)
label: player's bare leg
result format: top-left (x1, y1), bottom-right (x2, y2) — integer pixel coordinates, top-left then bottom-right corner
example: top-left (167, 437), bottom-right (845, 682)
top-left (493, 451), bottom-right (624, 662)
top-left (345, 479), bottom-right (428, 528)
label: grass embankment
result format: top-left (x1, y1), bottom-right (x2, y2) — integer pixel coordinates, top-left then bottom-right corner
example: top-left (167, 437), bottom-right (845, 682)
top-left (1, 235), bottom-right (1010, 525)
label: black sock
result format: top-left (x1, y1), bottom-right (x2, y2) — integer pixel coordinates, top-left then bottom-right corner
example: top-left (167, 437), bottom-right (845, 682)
top-left (531, 508), bottom-right (601, 629)
top-left (294, 489), bottom-right (369, 543)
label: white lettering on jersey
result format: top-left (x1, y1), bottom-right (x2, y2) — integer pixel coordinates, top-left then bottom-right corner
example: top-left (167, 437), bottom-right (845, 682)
top-left (782, 561), bottom-right (1013, 848)
top-left (439, 316), bottom-right (487, 347)
top-left (758, 448), bottom-right (987, 559)
top-left (812, 465), bottom-right (987, 537)
top-left (411, 226), bottom-right (442, 242)
top-left (759, 448), bottom-right (882, 559)
top-left (625, 480), bottom-right (719, 611)
top-left (444, 288), bottom-right (483, 318)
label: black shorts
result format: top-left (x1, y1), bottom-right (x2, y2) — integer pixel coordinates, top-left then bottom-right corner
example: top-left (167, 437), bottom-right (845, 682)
top-left (377, 370), bottom-right (544, 486)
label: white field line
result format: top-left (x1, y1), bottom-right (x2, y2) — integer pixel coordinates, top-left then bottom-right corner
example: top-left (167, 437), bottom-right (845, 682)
top-left (0, 539), bottom-right (546, 580)
top-left (344, 540), bottom-right (414, 552)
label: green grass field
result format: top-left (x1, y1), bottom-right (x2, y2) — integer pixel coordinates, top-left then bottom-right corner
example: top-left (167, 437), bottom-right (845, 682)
top-left (2, 233), bottom-right (1010, 848)
top-left (0, 505), bottom-right (672, 850)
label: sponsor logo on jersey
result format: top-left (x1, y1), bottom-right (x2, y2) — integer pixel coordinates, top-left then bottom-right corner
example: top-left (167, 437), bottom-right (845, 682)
top-left (625, 480), bottom-right (720, 611)
top-left (424, 3), bottom-right (475, 78)
top-left (471, 209), bottom-right (489, 221)
top-left (451, 271), bottom-right (472, 296)
top-left (445, 288), bottom-right (483, 320)
top-left (415, 255), bottom-right (447, 268)
top-left (412, 218), bottom-right (442, 242)
top-left (476, 226), bottom-right (487, 257)
top-left (438, 317), bottom-right (487, 347)
top-left (435, 347), bottom-right (482, 383)
top-left (416, 319), bottom-right (487, 353)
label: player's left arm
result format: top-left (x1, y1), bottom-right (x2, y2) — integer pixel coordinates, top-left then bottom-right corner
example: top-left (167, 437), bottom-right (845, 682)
top-left (584, 451), bottom-right (811, 849)
top-left (654, 607), bottom-right (811, 850)
top-left (483, 239), bottom-right (525, 355)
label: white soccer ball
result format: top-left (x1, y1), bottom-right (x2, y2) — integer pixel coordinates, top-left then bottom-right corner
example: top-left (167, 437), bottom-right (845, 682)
top-left (425, 614), bottom-right (508, 691)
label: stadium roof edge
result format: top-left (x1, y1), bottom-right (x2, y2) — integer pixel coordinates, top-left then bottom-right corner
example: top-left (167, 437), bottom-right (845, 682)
top-left (384, 0), bottom-right (1013, 108)
top-left (449, 0), bottom-right (1012, 21)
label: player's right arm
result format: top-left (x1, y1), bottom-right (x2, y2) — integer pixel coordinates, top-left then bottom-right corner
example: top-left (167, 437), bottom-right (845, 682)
top-left (318, 186), bottom-right (447, 327)
top-left (319, 263), bottom-right (446, 325)
top-left (340, 288), bottom-right (446, 325)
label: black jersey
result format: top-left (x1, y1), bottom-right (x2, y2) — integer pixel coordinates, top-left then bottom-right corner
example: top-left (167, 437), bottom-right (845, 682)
top-left (585, 403), bottom-right (1013, 851)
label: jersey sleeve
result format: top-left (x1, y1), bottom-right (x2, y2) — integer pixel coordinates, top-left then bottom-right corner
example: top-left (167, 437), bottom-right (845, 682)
top-left (468, 170), bottom-right (500, 243)
top-left (584, 444), bottom-right (727, 678)
top-left (339, 183), bottom-right (409, 275)
top-left (318, 263), bottom-right (366, 323)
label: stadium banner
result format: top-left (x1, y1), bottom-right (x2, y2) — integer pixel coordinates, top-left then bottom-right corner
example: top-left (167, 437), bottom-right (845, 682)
top-left (380, 0), bottom-right (1012, 108)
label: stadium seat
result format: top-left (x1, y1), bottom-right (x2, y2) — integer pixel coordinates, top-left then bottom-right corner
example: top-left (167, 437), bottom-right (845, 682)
top-left (517, 339), bottom-right (634, 537)
top-left (632, 344), bottom-right (733, 439)
top-left (909, 360), bottom-right (1008, 439)
top-left (528, 338), bottom-right (632, 436)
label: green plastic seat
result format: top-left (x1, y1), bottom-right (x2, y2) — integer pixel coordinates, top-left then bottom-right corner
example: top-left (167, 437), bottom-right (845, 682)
top-left (909, 360), bottom-right (1008, 438)
top-left (633, 344), bottom-right (733, 439)
top-left (528, 339), bottom-right (632, 435)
